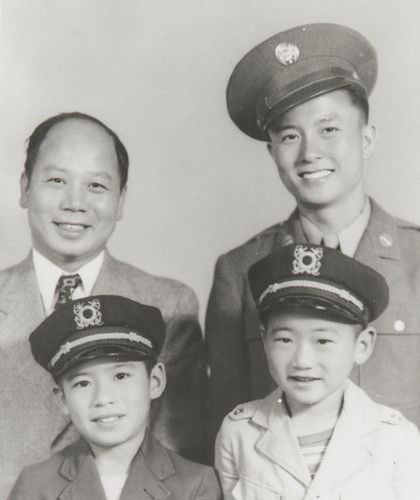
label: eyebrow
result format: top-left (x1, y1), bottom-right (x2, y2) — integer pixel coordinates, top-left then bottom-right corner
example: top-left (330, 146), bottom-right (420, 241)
top-left (42, 165), bottom-right (114, 180)
top-left (64, 362), bottom-right (138, 380)
top-left (274, 115), bottom-right (340, 132)
top-left (64, 371), bottom-right (90, 382)
top-left (269, 326), bottom-right (293, 334)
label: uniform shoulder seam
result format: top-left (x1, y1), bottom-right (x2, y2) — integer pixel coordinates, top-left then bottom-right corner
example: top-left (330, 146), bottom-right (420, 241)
top-left (377, 405), bottom-right (407, 425)
top-left (228, 399), bottom-right (262, 420)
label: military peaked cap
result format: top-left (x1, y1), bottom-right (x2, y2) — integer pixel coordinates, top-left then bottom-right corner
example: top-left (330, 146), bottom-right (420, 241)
top-left (248, 244), bottom-right (389, 325)
top-left (30, 295), bottom-right (166, 377)
top-left (227, 23), bottom-right (377, 140)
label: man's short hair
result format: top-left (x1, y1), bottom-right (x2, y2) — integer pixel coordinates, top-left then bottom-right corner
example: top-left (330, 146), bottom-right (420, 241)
top-left (24, 112), bottom-right (129, 190)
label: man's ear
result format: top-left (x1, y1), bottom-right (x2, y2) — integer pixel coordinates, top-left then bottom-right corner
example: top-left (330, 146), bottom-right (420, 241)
top-left (354, 326), bottom-right (376, 365)
top-left (19, 172), bottom-right (30, 209)
top-left (149, 362), bottom-right (166, 400)
top-left (116, 185), bottom-right (127, 221)
top-left (53, 385), bottom-right (70, 416)
top-left (362, 123), bottom-right (376, 161)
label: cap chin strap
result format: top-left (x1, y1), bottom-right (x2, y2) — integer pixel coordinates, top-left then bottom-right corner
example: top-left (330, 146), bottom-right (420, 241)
top-left (258, 279), bottom-right (365, 313)
top-left (49, 331), bottom-right (153, 370)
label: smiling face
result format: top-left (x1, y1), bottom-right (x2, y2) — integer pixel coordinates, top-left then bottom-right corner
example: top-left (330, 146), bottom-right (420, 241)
top-left (262, 307), bottom-right (374, 415)
top-left (55, 359), bottom-right (165, 454)
top-left (20, 118), bottom-right (126, 272)
top-left (267, 89), bottom-right (375, 212)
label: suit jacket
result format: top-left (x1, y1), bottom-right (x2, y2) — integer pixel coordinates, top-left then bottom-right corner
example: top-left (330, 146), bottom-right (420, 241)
top-left (0, 252), bottom-right (207, 499)
top-left (215, 381), bottom-right (420, 500)
top-left (8, 430), bottom-right (221, 500)
top-left (206, 199), bottom-right (420, 445)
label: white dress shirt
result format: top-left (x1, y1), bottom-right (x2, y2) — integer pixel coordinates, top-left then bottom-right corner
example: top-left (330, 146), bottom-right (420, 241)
top-left (300, 198), bottom-right (371, 257)
top-left (32, 249), bottom-right (105, 314)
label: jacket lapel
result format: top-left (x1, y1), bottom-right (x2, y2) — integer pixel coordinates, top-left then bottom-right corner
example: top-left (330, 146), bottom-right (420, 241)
top-left (58, 440), bottom-right (107, 500)
top-left (276, 208), bottom-right (309, 248)
top-left (0, 255), bottom-right (57, 409)
top-left (308, 382), bottom-right (380, 493)
top-left (121, 431), bottom-right (172, 500)
top-left (253, 390), bottom-right (312, 487)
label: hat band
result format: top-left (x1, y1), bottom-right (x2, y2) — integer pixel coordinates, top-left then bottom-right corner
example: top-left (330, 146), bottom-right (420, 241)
top-left (50, 331), bottom-right (153, 369)
top-left (257, 65), bottom-right (365, 132)
top-left (258, 279), bottom-right (364, 311)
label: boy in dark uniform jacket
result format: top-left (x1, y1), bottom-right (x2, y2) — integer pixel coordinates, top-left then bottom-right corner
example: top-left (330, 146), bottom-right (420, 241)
top-left (9, 295), bottom-right (221, 500)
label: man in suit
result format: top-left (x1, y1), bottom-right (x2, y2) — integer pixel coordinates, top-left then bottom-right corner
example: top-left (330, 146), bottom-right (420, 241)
top-left (206, 23), bottom-right (420, 447)
top-left (0, 112), bottom-right (207, 497)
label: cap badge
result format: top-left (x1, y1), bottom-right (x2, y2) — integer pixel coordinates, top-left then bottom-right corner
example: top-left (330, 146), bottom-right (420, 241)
top-left (74, 299), bottom-right (103, 329)
top-left (292, 245), bottom-right (323, 276)
top-left (275, 42), bottom-right (300, 66)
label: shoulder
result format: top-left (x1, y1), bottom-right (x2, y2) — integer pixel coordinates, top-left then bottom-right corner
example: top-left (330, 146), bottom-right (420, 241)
top-left (0, 257), bottom-right (30, 287)
top-left (214, 221), bottom-right (289, 275)
top-left (105, 255), bottom-right (192, 293)
top-left (101, 255), bottom-right (198, 312)
top-left (217, 399), bottom-right (264, 439)
top-left (166, 448), bottom-right (215, 477)
top-left (9, 448), bottom-right (68, 496)
top-left (162, 449), bottom-right (221, 498)
top-left (227, 399), bottom-right (262, 421)
top-left (377, 405), bottom-right (409, 426)
top-left (369, 200), bottom-right (420, 240)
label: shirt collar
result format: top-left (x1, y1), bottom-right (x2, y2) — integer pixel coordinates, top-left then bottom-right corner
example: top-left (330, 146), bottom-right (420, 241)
top-left (32, 249), bottom-right (105, 314)
top-left (300, 198), bottom-right (371, 257)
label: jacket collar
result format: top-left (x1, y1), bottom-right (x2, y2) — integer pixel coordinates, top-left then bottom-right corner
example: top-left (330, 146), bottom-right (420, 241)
top-left (279, 198), bottom-right (401, 261)
top-left (251, 382), bottom-right (383, 490)
top-left (252, 387), bottom-right (312, 487)
top-left (58, 432), bottom-right (173, 500)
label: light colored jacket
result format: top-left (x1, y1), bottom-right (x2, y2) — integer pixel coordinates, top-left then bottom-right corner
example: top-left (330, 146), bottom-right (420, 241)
top-left (215, 381), bottom-right (420, 500)
top-left (0, 251), bottom-right (207, 498)
top-left (8, 431), bottom-right (221, 500)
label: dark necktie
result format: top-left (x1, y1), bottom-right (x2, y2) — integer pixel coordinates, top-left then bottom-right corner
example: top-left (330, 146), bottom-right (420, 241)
top-left (54, 274), bottom-right (82, 309)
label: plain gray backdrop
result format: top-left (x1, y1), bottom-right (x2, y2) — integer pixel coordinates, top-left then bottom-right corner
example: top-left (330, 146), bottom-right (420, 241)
top-left (1, 0), bottom-right (420, 323)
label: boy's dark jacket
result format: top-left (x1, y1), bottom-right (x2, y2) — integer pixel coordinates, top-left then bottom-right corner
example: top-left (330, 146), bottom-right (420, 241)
top-left (8, 431), bottom-right (221, 500)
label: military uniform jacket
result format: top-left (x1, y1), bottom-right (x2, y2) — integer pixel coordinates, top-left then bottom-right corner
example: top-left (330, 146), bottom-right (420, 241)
top-left (215, 381), bottom-right (420, 500)
top-left (0, 251), bottom-right (207, 499)
top-left (8, 431), bottom-right (221, 500)
top-left (206, 199), bottom-right (420, 443)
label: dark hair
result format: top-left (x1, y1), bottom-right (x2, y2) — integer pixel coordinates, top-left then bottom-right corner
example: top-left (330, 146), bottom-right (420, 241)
top-left (24, 112), bottom-right (129, 190)
top-left (144, 356), bottom-right (158, 375)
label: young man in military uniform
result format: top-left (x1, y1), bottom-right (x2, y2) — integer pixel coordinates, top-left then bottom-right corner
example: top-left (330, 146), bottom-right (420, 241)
top-left (206, 23), bottom-right (420, 447)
